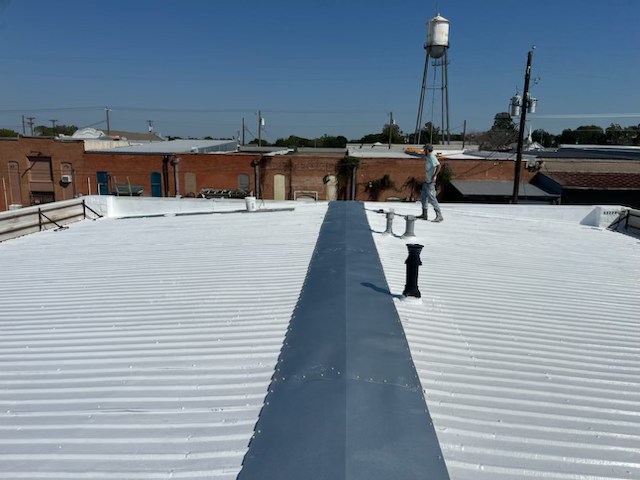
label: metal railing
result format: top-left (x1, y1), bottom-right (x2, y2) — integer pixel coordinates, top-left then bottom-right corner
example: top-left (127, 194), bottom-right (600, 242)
top-left (0, 199), bottom-right (102, 243)
top-left (608, 209), bottom-right (640, 235)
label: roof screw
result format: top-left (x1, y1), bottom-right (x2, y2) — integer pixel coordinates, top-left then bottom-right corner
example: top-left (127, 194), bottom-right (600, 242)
top-left (403, 244), bottom-right (423, 298)
top-left (402, 215), bottom-right (417, 238)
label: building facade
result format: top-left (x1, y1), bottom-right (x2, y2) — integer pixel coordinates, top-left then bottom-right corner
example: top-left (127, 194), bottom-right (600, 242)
top-left (1, 136), bottom-right (539, 210)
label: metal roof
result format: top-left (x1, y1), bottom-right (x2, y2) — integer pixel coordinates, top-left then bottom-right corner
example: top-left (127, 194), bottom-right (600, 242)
top-left (1, 198), bottom-right (639, 479)
top-left (367, 202), bottom-right (639, 479)
top-left (97, 139), bottom-right (238, 154)
top-left (539, 171), bottom-right (640, 189)
top-left (0, 200), bottom-right (327, 479)
top-left (449, 179), bottom-right (558, 198)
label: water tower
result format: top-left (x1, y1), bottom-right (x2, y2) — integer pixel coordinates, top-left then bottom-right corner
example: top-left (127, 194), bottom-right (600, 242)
top-left (414, 14), bottom-right (451, 145)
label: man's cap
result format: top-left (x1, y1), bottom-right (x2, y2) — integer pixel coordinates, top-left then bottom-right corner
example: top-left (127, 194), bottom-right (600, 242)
top-left (425, 144), bottom-right (434, 152)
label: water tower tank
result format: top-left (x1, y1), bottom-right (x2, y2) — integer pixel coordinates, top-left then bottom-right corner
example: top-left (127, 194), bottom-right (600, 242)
top-left (426, 14), bottom-right (450, 58)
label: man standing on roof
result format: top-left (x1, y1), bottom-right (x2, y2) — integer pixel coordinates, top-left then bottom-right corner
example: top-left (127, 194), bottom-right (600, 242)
top-left (419, 144), bottom-right (444, 222)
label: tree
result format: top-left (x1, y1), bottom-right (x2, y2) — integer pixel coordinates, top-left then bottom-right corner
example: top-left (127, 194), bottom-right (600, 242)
top-left (0, 128), bottom-right (19, 137)
top-left (382, 123), bottom-right (404, 144)
top-left (604, 123), bottom-right (638, 146)
top-left (557, 125), bottom-right (604, 145)
top-left (532, 129), bottom-right (556, 148)
top-left (402, 176), bottom-right (423, 202)
top-left (492, 112), bottom-right (516, 131)
top-left (476, 112), bottom-right (518, 150)
top-left (357, 122), bottom-right (404, 144)
top-left (316, 134), bottom-right (347, 148)
top-left (357, 132), bottom-right (385, 144)
top-left (274, 135), bottom-right (312, 148)
top-left (248, 138), bottom-right (271, 146)
top-left (34, 124), bottom-right (77, 136)
top-left (365, 174), bottom-right (395, 201)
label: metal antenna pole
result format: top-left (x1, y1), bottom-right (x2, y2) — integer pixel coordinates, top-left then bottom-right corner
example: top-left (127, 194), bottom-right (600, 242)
top-left (512, 48), bottom-right (534, 204)
top-left (388, 111), bottom-right (393, 149)
top-left (415, 48), bottom-right (430, 144)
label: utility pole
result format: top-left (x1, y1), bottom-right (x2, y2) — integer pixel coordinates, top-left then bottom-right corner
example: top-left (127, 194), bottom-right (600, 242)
top-left (512, 48), bottom-right (534, 204)
top-left (26, 117), bottom-right (36, 136)
top-left (105, 107), bottom-right (111, 136)
top-left (257, 111), bottom-right (262, 146)
top-left (388, 111), bottom-right (394, 149)
top-left (242, 117), bottom-right (245, 146)
top-left (21, 115), bottom-right (26, 135)
top-left (462, 119), bottom-right (467, 149)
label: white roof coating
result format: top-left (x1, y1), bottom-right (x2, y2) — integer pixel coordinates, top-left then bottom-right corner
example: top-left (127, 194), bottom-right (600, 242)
top-left (103, 139), bottom-right (237, 154)
top-left (367, 203), bottom-right (640, 479)
top-left (2, 198), bottom-right (640, 479)
top-left (0, 202), bottom-right (327, 479)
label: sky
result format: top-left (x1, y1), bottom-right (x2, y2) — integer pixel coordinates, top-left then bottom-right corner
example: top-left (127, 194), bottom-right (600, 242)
top-left (0, 0), bottom-right (638, 142)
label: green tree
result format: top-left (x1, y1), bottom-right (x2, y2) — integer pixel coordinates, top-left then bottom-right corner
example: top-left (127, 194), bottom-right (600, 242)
top-left (492, 112), bottom-right (516, 131)
top-left (358, 132), bottom-right (385, 144)
top-left (604, 123), bottom-right (639, 146)
top-left (402, 176), bottom-right (423, 202)
top-left (34, 124), bottom-right (77, 136)
top-left (382, 123), bottom-right (404, 144)
top-left (558, 125), bottom-right (605, 145)
top-left (248, 138), bottom-right (271, 146)
top-left (365, 174), bottom-right (395, 201)
top-left (316, 134), bottom-right (347, 148)
top-left (274, 135), bottom-right (312, 147)
top-left (0, 128), bottom-right (19, 137)
top-left (477, 112), bottom-right (518, 150)
top-left (408, 121), bottom-right (441, 144)
top-left (532, 129), bottom-right (556, 148)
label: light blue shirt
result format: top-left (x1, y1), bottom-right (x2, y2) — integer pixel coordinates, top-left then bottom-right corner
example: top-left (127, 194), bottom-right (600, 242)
top-left (425, 153), bottom-right (440, 183)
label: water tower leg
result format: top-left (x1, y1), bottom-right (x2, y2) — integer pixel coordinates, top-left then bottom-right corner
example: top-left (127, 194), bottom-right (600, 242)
top-left (415, 50), bottom-right (430, 144)
top-left (444, 50), bottom-right (451, 145)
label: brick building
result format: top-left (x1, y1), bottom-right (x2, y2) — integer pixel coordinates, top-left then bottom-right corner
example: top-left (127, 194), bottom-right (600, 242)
top-left (0, 136), bottom-right (535, 210)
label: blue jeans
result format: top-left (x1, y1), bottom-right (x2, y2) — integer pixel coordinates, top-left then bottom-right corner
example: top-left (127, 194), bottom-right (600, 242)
top-left (421, 182), bottom-right (441, 211)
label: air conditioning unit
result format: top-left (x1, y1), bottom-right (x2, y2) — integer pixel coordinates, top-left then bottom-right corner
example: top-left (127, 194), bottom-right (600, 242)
top-left (61, 175), bottom-right (72, 184)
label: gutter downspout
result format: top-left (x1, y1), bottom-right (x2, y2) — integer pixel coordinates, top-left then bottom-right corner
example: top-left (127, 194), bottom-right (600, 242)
top-left (253, 156), bottom-right (262, 199)
top-left (171, 156), bottom-right (181, 197)
top-left (162, 155), bottom-right (169, 197)
top-left (350, 165), bottom-right (357, 201)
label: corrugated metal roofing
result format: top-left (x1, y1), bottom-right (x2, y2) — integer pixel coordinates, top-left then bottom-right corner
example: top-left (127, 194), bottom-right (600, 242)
top-left (99, 139), bottom-right (237, 154)
top-left (2, 199), bottom-right (639, 479)
top-left (367, 203), bottom-right (640, 479)
top-left (449, 180), bottom-right (557, 198)
top-left (540, 172), bottom-right (640, 189)
top-left (0, 204), bottom-right (327, 479)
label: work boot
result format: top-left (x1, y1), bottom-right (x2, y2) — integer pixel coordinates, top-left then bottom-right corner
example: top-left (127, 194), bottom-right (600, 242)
top-left (433, 210), bottom-right (444, 222)
top-left (418, 208), bottom-right (429, 220)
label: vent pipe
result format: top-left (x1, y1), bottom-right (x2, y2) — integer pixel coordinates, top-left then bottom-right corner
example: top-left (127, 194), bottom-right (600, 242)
top-left (402, 244), bottom-right (424, 298)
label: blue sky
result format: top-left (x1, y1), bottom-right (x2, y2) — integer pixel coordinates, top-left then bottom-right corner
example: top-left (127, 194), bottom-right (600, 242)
top-left (0, 0), bottom-right (638, 141)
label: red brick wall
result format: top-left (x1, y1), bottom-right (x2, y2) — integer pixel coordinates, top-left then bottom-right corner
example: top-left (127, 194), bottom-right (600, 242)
top-left (258, 155), bottom-right (534, 202)
top-left (0, 137), bottom-right (533, 210)
top-left (83, 152), bottom-right (260, 197)
top-left (0, 137), bottom-right (85, 209)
